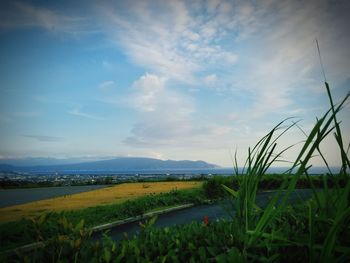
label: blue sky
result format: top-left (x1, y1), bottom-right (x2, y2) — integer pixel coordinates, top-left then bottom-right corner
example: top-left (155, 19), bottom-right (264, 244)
top-left (0, 0), bottom-right (349, 167)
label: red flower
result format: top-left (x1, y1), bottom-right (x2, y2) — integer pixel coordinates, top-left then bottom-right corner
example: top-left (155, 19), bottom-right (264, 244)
top-left (203, 215), bottom-right (209, 226)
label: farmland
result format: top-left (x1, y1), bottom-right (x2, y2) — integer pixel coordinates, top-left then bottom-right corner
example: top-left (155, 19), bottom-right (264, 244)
top-left (0, 181), bottom-right (202, 223)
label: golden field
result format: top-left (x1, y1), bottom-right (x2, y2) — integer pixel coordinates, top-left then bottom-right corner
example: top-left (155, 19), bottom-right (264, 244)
top-left (0, 181), bottom-right (202, 223)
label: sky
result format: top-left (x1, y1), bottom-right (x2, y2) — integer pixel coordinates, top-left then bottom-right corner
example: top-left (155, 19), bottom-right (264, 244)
top-left (0, 0), bottom-right (349, 167)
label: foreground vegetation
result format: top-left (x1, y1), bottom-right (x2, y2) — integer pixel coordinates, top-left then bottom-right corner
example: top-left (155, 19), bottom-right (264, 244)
top-left (1, 81), bottom-right (349, 262)
top-left (202, 174), bottom-right (347, 199)
top-left (19, 194), bottom-right (345, 263)
top-left (1, 174), bottom-right (333, 254)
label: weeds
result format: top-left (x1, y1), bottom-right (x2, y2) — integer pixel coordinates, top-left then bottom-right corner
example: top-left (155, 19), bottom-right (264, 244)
top-left (222, 81), bottom-right (350, 261)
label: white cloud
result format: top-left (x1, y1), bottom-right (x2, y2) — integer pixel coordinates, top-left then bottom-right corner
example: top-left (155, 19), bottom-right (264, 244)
top-left (124, 73), bottom-right (234, 148)
top-left (218, 0), bottom-right (350, 118)
top-left (0, 1), bottom-right (94, 35)
top-left (124, 119), bottom-right (233, 149)
top-left (97, 0), bottom-right (239, 83)
top-left (130, 73), bottom-right (194, 116)
top-left (203, 74), bottom-right (217, 85)
top-left (23, 135), bottom-right (62, 142)
top-left (13, 111), bottom-right (42, 117)
top-left (98, 80), bottom-right (115, 91)
top-left (132, 73), bottom-right (166, 112)
top-left (68, 108), bottom-right (105, 121)
top-left (1, 0), bottom-right (349, 166)
top-left (97, 0), bottom-right (350, 161)
top-left (224, 52), bottom-right (238, 64)
top-left (201, 25), bottom-right (216, 39)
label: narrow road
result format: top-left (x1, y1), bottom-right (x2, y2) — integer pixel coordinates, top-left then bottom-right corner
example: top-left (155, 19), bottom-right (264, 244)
top-left (93, 189), bottom-right (314, 241)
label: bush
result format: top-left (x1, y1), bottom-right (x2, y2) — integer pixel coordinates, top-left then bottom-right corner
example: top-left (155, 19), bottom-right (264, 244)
top-left (203, 176), bottom-right (238, 199)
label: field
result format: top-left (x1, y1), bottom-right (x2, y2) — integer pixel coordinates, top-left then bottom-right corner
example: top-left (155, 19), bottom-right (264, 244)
top-left (0, 181), bottom-right (202, 223)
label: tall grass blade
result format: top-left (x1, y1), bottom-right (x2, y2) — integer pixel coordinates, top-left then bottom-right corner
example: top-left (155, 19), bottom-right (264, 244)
top-left (320, 207), bottom-right (350, 262)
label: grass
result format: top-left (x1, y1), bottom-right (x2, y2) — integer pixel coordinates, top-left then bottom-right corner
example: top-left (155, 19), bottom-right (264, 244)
top-left (0, 181), bottom-right (202, 223)
top-left (202, 174), bottom-right (347, 199)
top-left (218, 81), bottom-right (350, 261)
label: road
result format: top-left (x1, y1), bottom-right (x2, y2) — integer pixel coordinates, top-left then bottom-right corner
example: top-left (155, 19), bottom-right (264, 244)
top-left (93, 189), bottom-right (314, 241)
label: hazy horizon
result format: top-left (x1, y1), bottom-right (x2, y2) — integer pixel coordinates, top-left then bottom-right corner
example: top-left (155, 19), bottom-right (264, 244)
top-left (0, 0), bottom-right (349, 167)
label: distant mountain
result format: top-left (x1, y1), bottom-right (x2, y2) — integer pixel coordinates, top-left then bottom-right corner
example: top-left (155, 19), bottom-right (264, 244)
top-left (0, 157), bottom-right (219, 173)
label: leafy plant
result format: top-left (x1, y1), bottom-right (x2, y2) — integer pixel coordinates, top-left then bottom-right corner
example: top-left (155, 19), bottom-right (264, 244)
top-left (222, 81), bottom-right (350, 261)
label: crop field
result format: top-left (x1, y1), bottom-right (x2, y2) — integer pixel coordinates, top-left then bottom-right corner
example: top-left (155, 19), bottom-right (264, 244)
top-left (0, 181), bottom-right (202, 223)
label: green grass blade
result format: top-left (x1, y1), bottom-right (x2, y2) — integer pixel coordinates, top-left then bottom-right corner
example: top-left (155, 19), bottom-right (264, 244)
top-left (320, 206), bottom-right (350, 262)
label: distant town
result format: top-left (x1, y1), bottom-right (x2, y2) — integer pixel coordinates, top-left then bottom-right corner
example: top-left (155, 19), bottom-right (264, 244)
top-left (0, 156), bottom-right (333, 189)
top-left (0, 170), bottom-right (217, 188)
top-left (0, 157), bottom-right (229, 188)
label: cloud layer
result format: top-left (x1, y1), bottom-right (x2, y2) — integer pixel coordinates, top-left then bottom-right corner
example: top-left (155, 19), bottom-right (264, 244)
top-left (0, 0), bottom-right (349, 166)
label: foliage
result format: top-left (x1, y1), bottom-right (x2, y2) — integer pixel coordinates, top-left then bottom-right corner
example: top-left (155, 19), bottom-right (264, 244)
top-left (203, 174), bottom-right (348, 199)
top-left (219, 81), bottom-right (350, 261)
top-left (4, 199), bottom-right (349, 262)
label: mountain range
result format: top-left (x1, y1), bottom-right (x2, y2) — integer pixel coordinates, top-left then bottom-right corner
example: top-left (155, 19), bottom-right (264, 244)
top-left (0, 157), bottom-right (219, 173)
